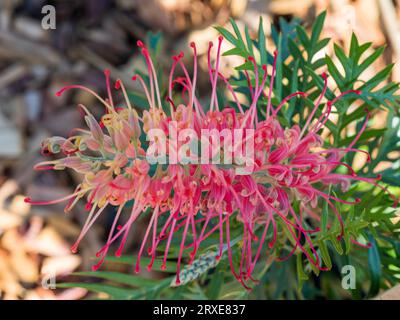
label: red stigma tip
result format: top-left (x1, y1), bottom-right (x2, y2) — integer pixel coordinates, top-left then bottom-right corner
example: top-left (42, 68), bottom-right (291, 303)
top-left (104, 69), bottom-right (110, 76)
top-left (115, 249), bottom-right (122, 257)
top-left (24, 197), bottom-right (31, 203)
top-left (160, 263), bottom-right (166, 271)
top-left (132, 75), bottom-right (137, 81)
top-left (262, 64), bottom-right (267, 71)
top-left (179, 51), bottom-right (184, 58)
top-left (135, 265), bottom-right (140, 274)
top-left (356, 90), bottom-right (362, 95)
top-left (248, 56), bottom-right (254, 61)
top-left (91, 265), bottom-right (99, 271)
top-left (376, 174), bottom-right (382, 180)
top-left (190, 42), bottom-right (195, 48)
top-left (117, 225), bottom-right (122, 230)
top-left (137, 40), bottom-right (144, 48)
top-left (71, 246), bottom-right (78, 254)
top-left (273, 50), bottom-right (278, 57)
top-left (55, 91), bottom-right (62, 97)
top-left (355, 198), bottom-right (361, 203)
top-left (115, 80), bottom-right (121, 90)
top-left (218, 35), bottom-right (223, 42)
top-left (141, 48), bottom-right (149, 56)
top-left (321, 72), bottom-right (328, 79)
top-left (208, 41), bottom-right (213, 48)
top-left (175, 278), bottom-right (181, 285)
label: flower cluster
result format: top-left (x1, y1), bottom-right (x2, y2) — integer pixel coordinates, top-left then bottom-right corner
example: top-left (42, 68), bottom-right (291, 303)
top-left (26, 36), bottom-right (396, 288)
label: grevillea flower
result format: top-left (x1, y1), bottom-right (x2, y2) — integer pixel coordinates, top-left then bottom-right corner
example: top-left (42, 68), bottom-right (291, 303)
top-left (26, 35), bottom-right (397, 289)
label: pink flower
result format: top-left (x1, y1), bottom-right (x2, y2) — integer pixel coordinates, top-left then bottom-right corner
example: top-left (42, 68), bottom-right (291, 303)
top-left (26, 35), bottom-right (397, 289)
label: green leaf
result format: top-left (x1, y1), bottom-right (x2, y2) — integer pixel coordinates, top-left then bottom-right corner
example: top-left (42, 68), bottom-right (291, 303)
top-left (57, 282), bottom-right (135, 300)
top-left (310, 11), bottom-right (326, 46)
top-left (333, 44), bottom-right (351, 74)
top-left (206, 265), bottom-right (224, 299)
top-left (296, 25), bottom-right (310, 51)
top-left (368, 235), bottom-right (382, 297)
top-left (73, 271), bottom-right (159, 287)
top-left (258, 16), bottom-right (267, 65)
top-left (325, 55), bottom-right (345, 89)
top-left (245, 25), bottom-right (254, 56)
top-left (359, 64), bottom-right (394, 91)
top-left (229, 18), bottom-right (245, 49)
top-left (106, 256), bottom-right (178, 273)
top-left (356, 46), bottom-right (385, 77)
top-left (275, 36), bottom-right (283, 101)
top-left (214, 26), bottom-right (237, 46)
top-left (318, 240), bottom-right (332, 269)
top-left (222, 47), bottom-right (246, 57)
top-left (321, 186), bottom-right (331, 233)
top-left (311, 37), bottom-right (330, 57)
top-left (338, 128), bottom-right (387, 147)
top-left (378, 168), bottom-right (400, 187)
top-left (128, 92), bottom-right (148, 110)
top-left (329, 234), bottom-right (344, 255)
top-left (286, 59), bottom-right (300, 123)
top-left (235, 61), bottom-right (254, 71)
top-left (296, 254), bottom-right (309, 288)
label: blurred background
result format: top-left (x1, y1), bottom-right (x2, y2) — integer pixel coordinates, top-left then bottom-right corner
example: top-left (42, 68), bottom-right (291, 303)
top-left (0, 0), bottom-right (399, 300)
